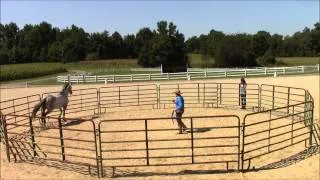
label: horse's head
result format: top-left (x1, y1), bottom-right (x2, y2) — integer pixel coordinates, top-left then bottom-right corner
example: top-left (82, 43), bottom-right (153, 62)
top-left (63, 82), bottom-right (72, 95)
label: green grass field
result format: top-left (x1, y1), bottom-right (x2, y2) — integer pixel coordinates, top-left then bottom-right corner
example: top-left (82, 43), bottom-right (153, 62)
top-left (276, 57), bottom-right (320, 66)
top-left (187, 53), bottom-right (215, 68)
top-left (0, 63), bottom-right (67, 82)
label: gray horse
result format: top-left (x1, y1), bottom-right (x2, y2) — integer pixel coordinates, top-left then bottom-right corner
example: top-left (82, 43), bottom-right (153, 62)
top-left (32, 82), bottom-right (72, 128)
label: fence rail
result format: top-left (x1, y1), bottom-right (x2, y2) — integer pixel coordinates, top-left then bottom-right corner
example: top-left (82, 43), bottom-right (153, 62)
top-left (57, 65), bottom-right (320, 84)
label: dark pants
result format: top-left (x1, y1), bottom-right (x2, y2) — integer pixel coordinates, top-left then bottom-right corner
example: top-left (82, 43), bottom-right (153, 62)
top-left (240, 94), bottom-right (246, 109)
top-left (176, 109), bottom-right (187, 133)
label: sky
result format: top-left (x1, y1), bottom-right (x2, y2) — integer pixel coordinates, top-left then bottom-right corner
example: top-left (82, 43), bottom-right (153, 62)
top-left (1, 0), bottom-right (319, 38)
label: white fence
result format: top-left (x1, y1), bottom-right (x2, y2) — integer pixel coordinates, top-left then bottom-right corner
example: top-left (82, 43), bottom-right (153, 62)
top-left (57, 64), bottom-right (320, 84)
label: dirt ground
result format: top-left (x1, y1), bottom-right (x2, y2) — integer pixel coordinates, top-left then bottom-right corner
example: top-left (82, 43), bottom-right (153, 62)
top-left (1, 74), bottom-right (319, 180)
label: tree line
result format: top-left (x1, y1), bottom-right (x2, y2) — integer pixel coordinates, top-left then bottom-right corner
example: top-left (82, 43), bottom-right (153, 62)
top-left (1, 21), bottom-right (319, 68)
top-left (186, 23), bottom-right (320, 67)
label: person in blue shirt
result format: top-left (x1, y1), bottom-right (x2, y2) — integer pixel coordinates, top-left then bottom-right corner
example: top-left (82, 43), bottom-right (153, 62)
top-left (172, 89), bottom-right (188, 134)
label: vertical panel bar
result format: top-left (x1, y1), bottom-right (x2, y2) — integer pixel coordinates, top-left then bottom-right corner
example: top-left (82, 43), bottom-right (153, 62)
top-left (268, 111), bottom-right (271, 152)
top-left (190, 118), bottom-right (194, 164)
top-left (238, 84), bottom-right (241, 106)
top-left (13, 100), bottom-right (16, 123)
top-left (291, 106), bottom-right (294, 144)
top-left (216, 84), bottom-right (219, 108)
top-left (238, 116), bottom-right (240, 171)
top-left (137, 86), bottom-right (140, 106)
top-left (97, 89), bottom-right (101, 114)
top-left (197, 83), bottom-right (200, 104)
top-left (145, 120), bottom-right (149, 165)
top-left (287, 88), bottom-right (290, 114)
top-left (93, 125), bottom-right (100, 178)
top-left (28, 117), bottom-right (36, 158)
top-left (118, 86), bottom-right (121, 107)
top-left (241, 122), bottom-right (245, 171)
top-left (98, 123), bottom-right (104, 177)
top-left (272, 86), bottom-right (275, 109)
top-left (27, 96), bottom-right (30, 116)
top-left (58, 118), bottom-right (65, 161)
top-left (80, 89), bottom-right (83, 111)
top-left (203, 83), bottom-right (206, 107)
top-left (156, 85), bottom-right (159, 109)
top-left (219, 83), bottom-right (222, 105)
top-left (309, 101), bottom-right (314, 146)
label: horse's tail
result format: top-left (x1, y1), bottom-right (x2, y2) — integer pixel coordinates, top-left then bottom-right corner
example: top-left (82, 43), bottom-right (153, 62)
top-left (31, 98), bottom-right (46, 118)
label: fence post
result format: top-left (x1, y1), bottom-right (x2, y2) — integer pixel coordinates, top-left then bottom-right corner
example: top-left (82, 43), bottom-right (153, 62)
top-left (167, 73), bottom-right (170, 80)
top-left (149, 74), bottom-right (151, 80)
top-left (131, 74), bottom-right (133, 82)
top-left (190, 118), bottom-right (194, 164)
top-left (282, 67), bottom-right (285, 75)
top-left (245, 69), bottom-right (247, 77)
top-left (58, 118), bottom-right (65, 161)
top-left (301, 66), bottom-right (304, 73)
top-left (28, 117), bottom-right (37, 158)
top-left (144, 120), bottom-right (149, 165)
top-left (317, 64), bottom-right (320, 72)
top-left (265, 68), bottom-right (267, 76)
top-left (225, 70), bottom-right (227, 77)
top-left (95, 76), bottom-right (97, 82)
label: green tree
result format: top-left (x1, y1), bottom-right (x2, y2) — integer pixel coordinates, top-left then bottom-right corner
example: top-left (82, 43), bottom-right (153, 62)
top-left (137, 21), bottom-right (188, 71)
top-left (252, 31), bottom-right (271, 57)
top-left (214, 34), bottom-right (257, 67)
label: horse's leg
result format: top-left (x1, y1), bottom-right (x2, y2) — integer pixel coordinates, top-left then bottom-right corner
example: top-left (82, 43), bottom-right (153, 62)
top-left (43, 108), bottom-right (53, 129)
top-left (62, 104), bottom-right (67, 122)
top-left (59, 108), bottom-right (66, 125)
top-left (40, 106), bottom-right (47, 129)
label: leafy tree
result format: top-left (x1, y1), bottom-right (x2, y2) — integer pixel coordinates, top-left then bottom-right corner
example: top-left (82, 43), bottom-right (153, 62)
top-left (137, 21), bottom-right (188, 71)
top-left (214, 34), bottom-right (257, 67)
top-left (257, 48), bottom-right (276, 66)
top-left (135, 27), bottom-right (154, 55)
top-left (252, 31), bottom-right (271, 57)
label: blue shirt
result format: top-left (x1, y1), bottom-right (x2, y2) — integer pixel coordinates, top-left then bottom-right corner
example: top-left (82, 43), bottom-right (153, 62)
top-left (175, 96), bottom-right (184, 111)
